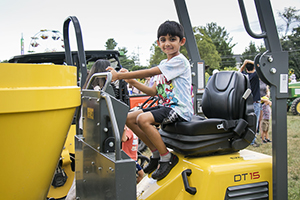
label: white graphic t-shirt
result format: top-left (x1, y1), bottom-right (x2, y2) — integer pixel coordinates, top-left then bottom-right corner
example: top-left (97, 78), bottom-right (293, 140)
top-left (155, 53), bottom-right (193, 121)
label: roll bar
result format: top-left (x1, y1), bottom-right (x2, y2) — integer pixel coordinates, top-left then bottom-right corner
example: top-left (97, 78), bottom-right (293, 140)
top-left (63, 16), bottom-right (88, 89)
top-left (238, 1), bottom-right (288, 199)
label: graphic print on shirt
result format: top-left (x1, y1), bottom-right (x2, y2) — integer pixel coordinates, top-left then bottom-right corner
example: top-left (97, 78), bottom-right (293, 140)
top-left (156, 74), bottom-right (178, 108)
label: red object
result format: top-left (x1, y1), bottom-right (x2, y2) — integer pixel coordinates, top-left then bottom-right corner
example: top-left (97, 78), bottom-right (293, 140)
top-left (129, 95), bottom-right (158, 109)
top-left (122, 127), bottom-right (138, 160)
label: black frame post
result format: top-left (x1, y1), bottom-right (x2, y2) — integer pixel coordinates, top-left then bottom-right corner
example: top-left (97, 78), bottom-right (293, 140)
top-left (238, 0), bottom-right (288, 199)
top-left (174, 0), bottom-right (206, 115)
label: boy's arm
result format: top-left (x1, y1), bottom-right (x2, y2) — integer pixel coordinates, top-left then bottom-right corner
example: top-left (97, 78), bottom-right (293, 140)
top-left (107, 66), bottom-right (160, 96)
top-left (127, 79), bottom-right (157, 96)
top-left (106, 66), bottom-right (161, 82)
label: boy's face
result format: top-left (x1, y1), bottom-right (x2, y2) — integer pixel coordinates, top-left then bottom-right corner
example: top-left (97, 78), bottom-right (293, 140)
top-left (157, 34), bottom-right (186, 59)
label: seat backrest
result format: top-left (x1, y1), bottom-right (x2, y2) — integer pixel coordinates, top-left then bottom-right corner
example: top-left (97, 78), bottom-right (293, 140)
top-left (202, 71), bottom-right (248, 120)
top-left (160, 71), bottom-right (256, 156)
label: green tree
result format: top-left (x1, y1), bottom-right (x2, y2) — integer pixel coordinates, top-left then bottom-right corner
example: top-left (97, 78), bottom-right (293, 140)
top-left (192, 28), bottom-right (221, 73)
top-left (131, 65), bottom-right (148, 71)
top-left (118, 47), bottom-right (135, 70)
top-left (149, 28), bottom-right (221, 74)
top-left (105, 38), bottom-right (118, 50)
top-left (104, 38), bottom-right (147, 70)
top-left (277, 7), bottom-right (300, 79)
top-left (281, 26), bottom-right (300, 79)
top-left (198, 23), bottom-right (236, 69)
top-left (1, 60), bottom-right (8, 63)
top-left (278, 7), bottom-right (300, 37)
top-left (240, 41), bottom-right (266, 62)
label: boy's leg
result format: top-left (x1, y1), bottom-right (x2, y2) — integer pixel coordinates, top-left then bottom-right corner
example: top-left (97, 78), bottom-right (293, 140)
top-left (127, 106), bottom-right (179, 180)
top-left (136, 112), bottom-right (168, 154)
top-left (126, 110), bottom-right (157, 151)
top-left (126, 110), bottom-right (161, 173)
top-left (135, 107), bottom-right (179, 180)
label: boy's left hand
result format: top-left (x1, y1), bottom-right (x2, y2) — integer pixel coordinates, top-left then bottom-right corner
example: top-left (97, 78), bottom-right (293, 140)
top-left (119, 68), bottom-right (128, 73)
top-left (119, 68), bottom-right (132, 83)
top-left (106, 66), bottom-right (118, 82)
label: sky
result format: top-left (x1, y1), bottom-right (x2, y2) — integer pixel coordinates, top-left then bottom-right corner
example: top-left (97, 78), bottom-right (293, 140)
top-left (1, 0), bottom-right (300, 65)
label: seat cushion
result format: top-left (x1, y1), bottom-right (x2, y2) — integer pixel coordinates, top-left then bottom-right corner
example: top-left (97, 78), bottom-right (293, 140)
top-left (161, 115), bottom-right (232, 136)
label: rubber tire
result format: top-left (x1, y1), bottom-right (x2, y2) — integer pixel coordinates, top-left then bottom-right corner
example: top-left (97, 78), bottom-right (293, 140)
top-left (291, 97), bottom-right (300, 115)
top-left (138, 139), bottom-right (148, 152)
top-left (137, 152), bottom-right (150, 168)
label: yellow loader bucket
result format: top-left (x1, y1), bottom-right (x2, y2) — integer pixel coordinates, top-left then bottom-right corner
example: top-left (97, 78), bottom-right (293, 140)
top-left (0, 63), bottom-right (80, 199)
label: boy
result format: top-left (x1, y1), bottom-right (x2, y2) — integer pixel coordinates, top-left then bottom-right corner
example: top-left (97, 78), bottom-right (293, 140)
top-left (106, 20), bottom-right (193, 180)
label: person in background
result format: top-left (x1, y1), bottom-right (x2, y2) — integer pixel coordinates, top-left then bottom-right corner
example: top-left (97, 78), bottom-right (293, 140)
top-left (83, 59), bottom-right (111, 90)
top-left (258, 79), bottom-right (270, 137)
top-left (239, 59), bottom-right (260, 147)
top-left (261, 96), bottom-right (272, 143)
top-left (289, 69), bottom-right (297, 83)
top-left (122, 126), bottom-right (145, 183)
top-left (144, 77), bottom-right (151, 87)
top-left (207, 69), bottom-right (219, 82)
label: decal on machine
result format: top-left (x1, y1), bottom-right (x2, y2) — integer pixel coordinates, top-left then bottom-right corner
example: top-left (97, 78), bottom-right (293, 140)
top-left (87, 107), bottom-right (94, 119)
top-left (234, 172), bottom-right (260, 182)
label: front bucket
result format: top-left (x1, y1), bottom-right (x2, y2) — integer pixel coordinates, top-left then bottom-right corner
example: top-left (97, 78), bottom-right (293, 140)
top-left (0, 63), bottom-right (80, 199)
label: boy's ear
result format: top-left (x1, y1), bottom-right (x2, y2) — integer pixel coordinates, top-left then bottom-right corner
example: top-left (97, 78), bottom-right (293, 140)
top-left (180, 37), bottom-right (186, 46)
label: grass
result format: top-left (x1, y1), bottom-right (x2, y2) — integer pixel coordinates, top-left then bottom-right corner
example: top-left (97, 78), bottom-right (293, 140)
top-left (285, 112), bottom-right (300, 199)
top-left (141, 111), bottom-right (300, 199)
top-left (236, 111), bottom-right (300, 199)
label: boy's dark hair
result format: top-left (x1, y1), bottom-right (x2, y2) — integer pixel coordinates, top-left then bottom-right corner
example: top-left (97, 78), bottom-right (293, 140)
top-left (245, 63), bottom-right (254, 71)
top-left (157, 20), bottom-right (184, 41)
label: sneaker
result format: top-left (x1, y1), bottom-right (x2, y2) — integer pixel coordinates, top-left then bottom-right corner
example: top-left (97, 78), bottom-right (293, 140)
top-left (143, 156), bottom-right (159, 174)
top-left (262, 139), bottom-right (267, 143)
top-left (266, 138), bottom-right (272, 143)
top-left (251, 142), bottom-right (260, 147)
top-left (151, 153), bottom-right (179, 181)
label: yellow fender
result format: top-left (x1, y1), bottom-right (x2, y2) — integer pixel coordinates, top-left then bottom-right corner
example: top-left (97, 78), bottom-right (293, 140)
top-left (137, 150), bottom-right (272, 200)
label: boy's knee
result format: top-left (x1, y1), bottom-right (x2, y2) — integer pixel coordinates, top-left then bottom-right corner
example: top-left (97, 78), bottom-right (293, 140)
top-left (136, 114), bottom-right (145, 125)
top-left (136, 113), bottom-right (150, 127)
top-left (126, 111), bottom-right (140, 124)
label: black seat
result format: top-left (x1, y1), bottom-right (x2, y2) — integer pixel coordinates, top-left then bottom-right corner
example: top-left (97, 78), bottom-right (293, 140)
top-left (160, 71), bottom-right (256, 157)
